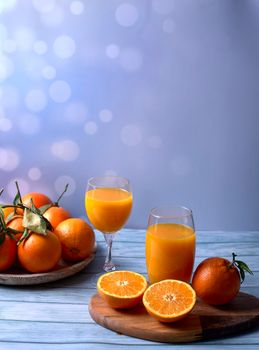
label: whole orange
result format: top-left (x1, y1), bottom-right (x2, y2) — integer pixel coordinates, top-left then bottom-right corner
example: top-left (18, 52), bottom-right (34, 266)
top-left (0, 235), bottom-right (17, 272)
top-left (43, 206), bottom-right (71, 229)
top-left (18, 231), bottom-right (61, 273)
top-left (7, 216), bottom-right (24, 240)
top-left (192, 257), bottom-right (240, 305)
top-left (22, 192), bottom-right (52, 209)
top-left (2, 207), bottom-right (23, 220)
top-left (55, 218), bottom-right (95, 262)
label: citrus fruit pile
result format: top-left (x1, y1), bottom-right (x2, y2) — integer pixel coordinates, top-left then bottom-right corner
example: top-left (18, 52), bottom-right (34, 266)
top-left (0, 182), bottom-right (95, 274)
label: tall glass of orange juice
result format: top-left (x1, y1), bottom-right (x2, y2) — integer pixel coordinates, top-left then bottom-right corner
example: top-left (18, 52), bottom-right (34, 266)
top-left (85, 176), bottom-right (132, 272)
top-left (146, 206), bottom-right (195, 284)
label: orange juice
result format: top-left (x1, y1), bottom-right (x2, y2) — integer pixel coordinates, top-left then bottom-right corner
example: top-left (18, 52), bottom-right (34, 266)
top-left (146, 223), bottom-right (195, 284)
top-left (85, 188), bottom-right (132, 233)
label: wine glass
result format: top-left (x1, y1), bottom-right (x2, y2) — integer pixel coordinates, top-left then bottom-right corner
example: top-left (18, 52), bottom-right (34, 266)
top-left (85, 176), bottom-right (132, 272)
top-left (146, 205), bottom-right (196, 284)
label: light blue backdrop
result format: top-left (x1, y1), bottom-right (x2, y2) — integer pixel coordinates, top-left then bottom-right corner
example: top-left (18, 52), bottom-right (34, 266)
top-left (0, 0), bottom-right (258, 230)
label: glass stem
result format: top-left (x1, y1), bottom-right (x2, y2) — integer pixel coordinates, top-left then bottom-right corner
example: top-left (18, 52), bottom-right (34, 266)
top-left (103, 233), bottom-right (116, 272)
top-left (106, 237), bottom-right (112, 264)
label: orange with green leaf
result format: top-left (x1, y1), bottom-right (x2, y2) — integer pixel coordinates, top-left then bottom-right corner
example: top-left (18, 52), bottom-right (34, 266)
top-left (192, 253), bottom-right (253, 305)
top-left (43, 206), bottom-right (71, 229)
top-left (17, 230), bottom-right (62, 273)
top-left (7, 216), bottom-right (24, 241)
top-left (22, 192), bottom-right (52, 209)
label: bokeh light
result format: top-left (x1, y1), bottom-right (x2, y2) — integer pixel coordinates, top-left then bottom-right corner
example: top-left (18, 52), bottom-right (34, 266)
top-left (84, 121), bottom-right (98, 135)
top-left (106, 44), bottom-right (120, 59)
top-left (0, 117), bottom-right (12, 132)
top-left (51, 139), bottom-right (80, 161)
top-left (28, 167), bottom-right (42, 181)
top-left (42, 65), bottom-right (56, 80)
top-left (49, 80), bottom-right (71, 103)
top-left (53, 35), bottom-right (76, 59)
top-left (32, 0), bottom-right (56, 13)
top-left (70, 1), bottom-right (84, 15)
top-left (0, 0), bottom-right (256, 231)
top-left (2, 39), bottom-right (17, 53)
top-left (99, 109), bottom-right (113, 123)
top-left (115, 3), bottom-right (139, 27)
top-left (0, 0), bottom-right (17, 14)
top-left (0, 148), bottom-right (20, 172)
top-left (120, 124), bottom-right (142, 146)
top-left (14, 27), bottom-right (35, 51)
top-left (25, 89), bottom-right (47, 112)
top-left (55, 175), bottom-right (76, 196)
top-left (41, 6), bottom-right (64, 27)
top-left (7, 178), bottom-right (29, 200)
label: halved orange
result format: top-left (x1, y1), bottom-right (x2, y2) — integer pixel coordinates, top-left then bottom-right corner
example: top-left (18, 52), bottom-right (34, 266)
top-left (97, 270), bottom-right (147, 309)
top-left (143, 279), bottom-right (196, 323)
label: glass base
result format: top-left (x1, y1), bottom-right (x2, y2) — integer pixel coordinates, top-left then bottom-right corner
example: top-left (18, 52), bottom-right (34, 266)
top-left (103, 261), bottom-right (116, 272)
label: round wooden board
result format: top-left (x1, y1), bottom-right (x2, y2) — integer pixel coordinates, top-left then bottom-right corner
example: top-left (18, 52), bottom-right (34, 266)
top-left (89, 292), bottom-right (259, 343)
top-left (0, 242), bottom-right (97, 285)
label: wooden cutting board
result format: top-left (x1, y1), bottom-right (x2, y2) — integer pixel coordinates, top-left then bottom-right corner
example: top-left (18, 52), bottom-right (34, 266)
top-left (89, 292), bottom-right (259, 343)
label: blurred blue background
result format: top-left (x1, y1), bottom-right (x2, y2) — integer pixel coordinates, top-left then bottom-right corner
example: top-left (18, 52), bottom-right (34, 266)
top-left (0, 0), bottom-right (258, 230)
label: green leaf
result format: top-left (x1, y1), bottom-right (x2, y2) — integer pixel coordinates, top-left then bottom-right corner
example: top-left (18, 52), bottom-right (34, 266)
top-left (13, 181), bottom-right (22, 205)
top-left (13, 193), bottom-right (22, 206)
top-left (39, 203), bottom-right (52, 214)
top-left (236, 260), bottom-right (254, 275)
top-left (232, 253), bottom-right (254, 284)
top-left (0, 206), bottom-right (5, 220)
top-left (22, 208), bottom-right (47, 235)
top-left (29, 199), bottom-right (41, 215)
top-left (239, 268), bottom-right (245, 283)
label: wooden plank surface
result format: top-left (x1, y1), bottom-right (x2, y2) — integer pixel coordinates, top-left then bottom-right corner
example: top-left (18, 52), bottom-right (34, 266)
top-left (0, 229), bottom-right (258, 349)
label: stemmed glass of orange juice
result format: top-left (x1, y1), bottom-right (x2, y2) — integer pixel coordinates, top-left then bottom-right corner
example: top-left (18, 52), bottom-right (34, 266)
top-left (146, 206), bottom-right (196, 284)
top-left (85, 176), bottom-right (132, 272)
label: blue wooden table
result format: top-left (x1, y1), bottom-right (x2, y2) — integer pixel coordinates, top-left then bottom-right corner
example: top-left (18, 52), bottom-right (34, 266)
top-left (0, 229), bottom-right (258, 349)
